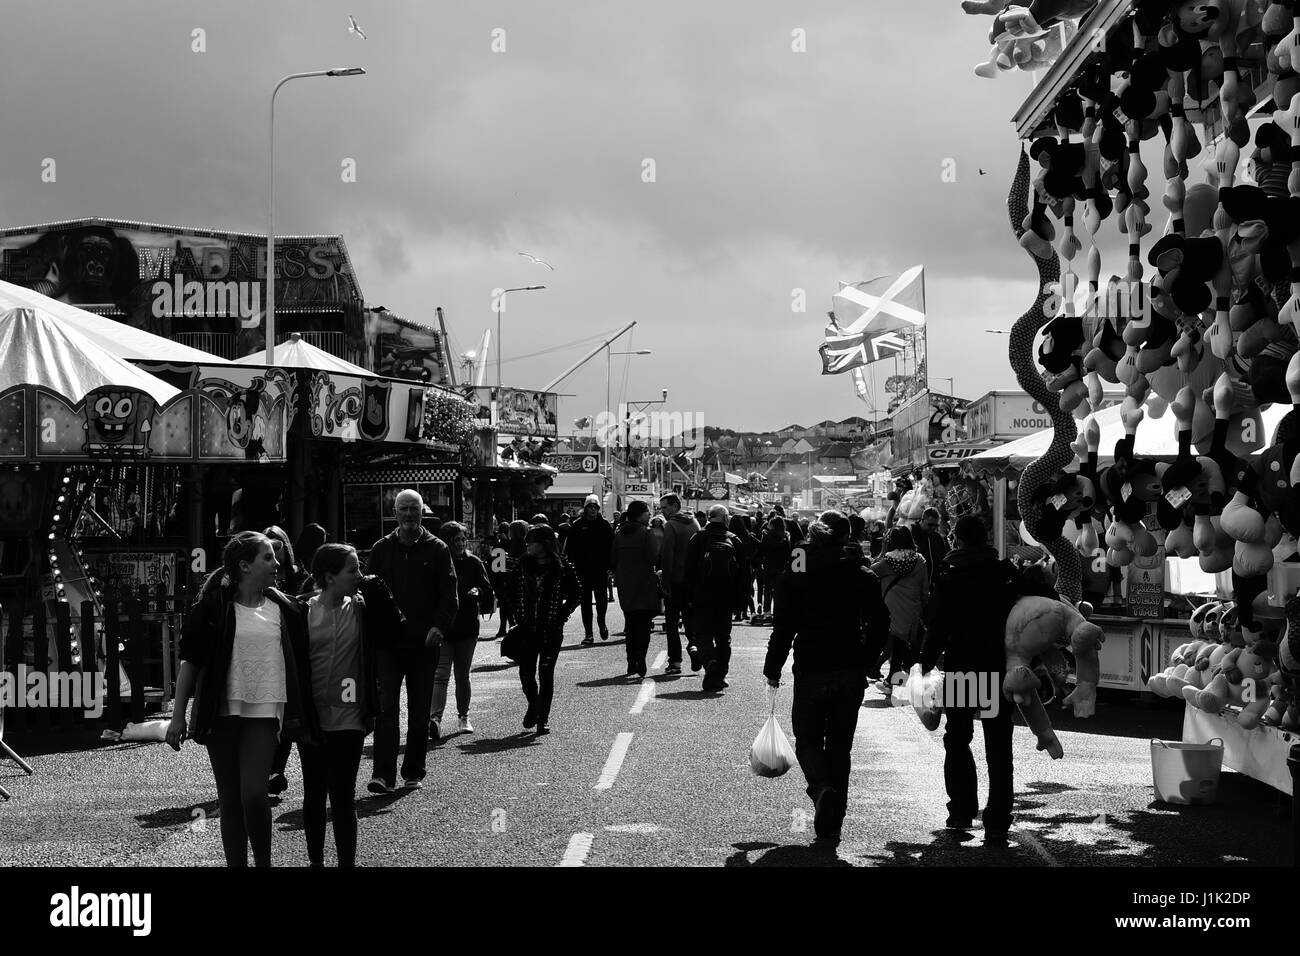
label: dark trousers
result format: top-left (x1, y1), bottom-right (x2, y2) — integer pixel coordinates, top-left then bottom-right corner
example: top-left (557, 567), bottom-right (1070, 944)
top-left (299, 729), bottom-right (365, 867)
top-left (270, 737), bottom-right (293, 780)
top-left (578, 572), bottom-right (609, 637)
top-left (693, 606), bottom-right (734, 678)
top-left (373, 644), bottom-right (438, 785)
top-left (762, 570), bottom-right (782, 615)
top-left (624, 610), bottom-right (654, 673)
top-left (205, 716), bottom-right (280, 867)
top-left (791, 669), bottom-right (865, 827)
top-left (518, 639), bottom-right (560, 725)
top-left (942, 697), bottom-right (1015, 834)
top-left (663, 583), bottom-right (693, 664)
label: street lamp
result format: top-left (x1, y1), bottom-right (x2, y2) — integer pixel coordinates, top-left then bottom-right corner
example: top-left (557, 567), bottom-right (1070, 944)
top-left (495, 286), bottom-right (546, 389)
top-left (267, 68), bottom-right (366, 365)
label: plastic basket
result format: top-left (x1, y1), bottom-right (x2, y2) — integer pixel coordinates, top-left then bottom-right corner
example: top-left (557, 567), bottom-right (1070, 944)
top-left (1150, 738), bottom-right (1223, 806)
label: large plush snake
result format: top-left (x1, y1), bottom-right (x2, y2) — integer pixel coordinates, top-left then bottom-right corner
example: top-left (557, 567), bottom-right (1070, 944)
top-left (1008, 147), bottom-right (1081, 603)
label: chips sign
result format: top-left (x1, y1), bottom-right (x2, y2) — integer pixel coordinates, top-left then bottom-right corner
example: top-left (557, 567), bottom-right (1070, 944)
top-left (927, 442), bottom-right (994, 465)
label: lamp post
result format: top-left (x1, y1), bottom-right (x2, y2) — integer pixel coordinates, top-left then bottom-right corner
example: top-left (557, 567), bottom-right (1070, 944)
top-left (267, 67), bottom-right (365, 365)
top-left (495, 285), bottom-right (546, 390)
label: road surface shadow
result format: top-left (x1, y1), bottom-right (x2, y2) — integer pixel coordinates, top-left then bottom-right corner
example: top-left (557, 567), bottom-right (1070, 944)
top-left (136, 799), bottom-right (221, 829)
top-left (657, 689), bottom-right (722, 701)
top-left (473, 662), bottom-right (518, 673)
top-left (724, 840), bottom-right (852, 867)
top-left (576, 674), bottom-right (645, 688)
top-left (354, 787), bottom-right (420, 819)
top-left (856, 831), bottom-right (1021, 867)
top-left (561, 639), bottom-right (627, 652)
top-left (456, 733), bottom-right (541, 755)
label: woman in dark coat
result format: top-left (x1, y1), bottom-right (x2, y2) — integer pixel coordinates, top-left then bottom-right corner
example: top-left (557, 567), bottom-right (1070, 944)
top-left (430, 521), bottom-right (494, 738)
top-left (505, 525), bottom-right (580, 735)
top-left (166, 531), bottom-right (318, 867)
top-left (728, 514), bottom-right (758, 622)
top-left (610, 500), bottom-right (663, 678)
top-left (493, 519), bottom-right (530, 639)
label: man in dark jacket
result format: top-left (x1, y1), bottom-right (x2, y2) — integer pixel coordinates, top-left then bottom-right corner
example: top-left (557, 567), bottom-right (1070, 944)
top-left (919, 515), bottom-right (1016, 846)
top-left (913, 507), bottom-right (950, 586)
top-left (683, 504), bottom-right (743, 692)
top-left (365, 489), bottom-right (458, 792)
top-left (658, 493), bottom-right (701, 669)
top-left (764, 510), bottom-right (889, 843)
top-left (566, 495), bottom-right (614, 645)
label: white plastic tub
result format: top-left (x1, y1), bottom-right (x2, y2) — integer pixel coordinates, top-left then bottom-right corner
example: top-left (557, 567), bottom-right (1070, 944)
top-left (1151, 738), bottom-right (1224, 806)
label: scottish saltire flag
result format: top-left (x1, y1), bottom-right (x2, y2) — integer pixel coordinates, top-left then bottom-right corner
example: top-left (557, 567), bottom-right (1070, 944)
top-left (819, 266), bottom-right (925, 375)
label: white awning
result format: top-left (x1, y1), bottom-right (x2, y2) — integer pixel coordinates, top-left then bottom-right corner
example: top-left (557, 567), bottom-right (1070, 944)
top-left (546, 482), bottom-right (600, 498)
top-left (813, 475), bottom-right (856, 484)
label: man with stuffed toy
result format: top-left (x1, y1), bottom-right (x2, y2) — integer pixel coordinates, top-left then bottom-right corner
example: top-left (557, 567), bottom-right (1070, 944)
top-left (919, 515), bottom-right (1018, 847)
top-left (763, 510), bottom-right (890, 844)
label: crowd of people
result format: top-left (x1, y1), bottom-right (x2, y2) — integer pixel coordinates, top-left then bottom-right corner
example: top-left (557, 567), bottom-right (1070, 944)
top-left (163, 485), bottom-right (1049, 865)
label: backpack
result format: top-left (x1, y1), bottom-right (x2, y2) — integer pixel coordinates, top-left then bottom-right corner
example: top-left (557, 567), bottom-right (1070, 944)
top-left (701, 533), bottom-right (740, 586)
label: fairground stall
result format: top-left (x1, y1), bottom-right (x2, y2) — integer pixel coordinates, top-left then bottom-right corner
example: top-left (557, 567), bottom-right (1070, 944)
top-left (963, 0), bottom-right (1300, 819)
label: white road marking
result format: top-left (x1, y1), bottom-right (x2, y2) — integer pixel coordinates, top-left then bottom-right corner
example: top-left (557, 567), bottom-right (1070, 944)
top-left (1012, 827), bottom-right (1058, 866)
top-left (604, 823), bottom-right (663, 834)
top-left (630, 679), bottom-right (656, 715)
top-left (594, 732), bottom-right (635, 790)
top-left (560, 832), bottom-right (595, 866)
top-left (652, 650), bottom-right (667, 669)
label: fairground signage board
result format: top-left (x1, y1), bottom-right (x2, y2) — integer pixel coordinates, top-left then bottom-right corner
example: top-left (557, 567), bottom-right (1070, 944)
top-left (542, 453), bottom-right (600, 473)
top-left (926, 442), bottom-right (997, 466)
top-left (965, 390), bottom-right (1123, 442)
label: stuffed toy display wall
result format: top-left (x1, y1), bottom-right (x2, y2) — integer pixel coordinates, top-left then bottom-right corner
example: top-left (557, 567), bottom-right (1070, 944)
top-left (980, 0), bottom-right (1300, 755)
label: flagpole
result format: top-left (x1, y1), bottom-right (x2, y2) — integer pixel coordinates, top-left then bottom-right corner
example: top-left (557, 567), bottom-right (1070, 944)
top-left (920, 266), bottom-right (929, 392)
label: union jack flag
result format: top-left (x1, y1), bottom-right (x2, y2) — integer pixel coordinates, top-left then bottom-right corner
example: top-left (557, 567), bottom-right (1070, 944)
top-left (819, 265), bottom-right (925, 375)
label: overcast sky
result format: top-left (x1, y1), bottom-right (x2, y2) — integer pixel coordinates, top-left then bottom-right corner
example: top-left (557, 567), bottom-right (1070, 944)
top-left (2, 0), bottom-right (1058, 431)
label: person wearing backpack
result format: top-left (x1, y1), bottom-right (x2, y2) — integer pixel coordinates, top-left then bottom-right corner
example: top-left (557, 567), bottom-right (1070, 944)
top-left (683, 504), bottom-right (742, 692)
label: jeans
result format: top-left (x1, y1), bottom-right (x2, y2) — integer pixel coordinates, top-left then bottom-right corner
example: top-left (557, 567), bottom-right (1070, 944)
top-left (517, 638), bottom-right (560, 726)
top-left (663, 584), bottom-right (693, 664)
top-left (942, 696), bottom-right (1015, 834)
top-left (430, 638), bottom-right (476, 724)
top-left (578, 572), bottom-right (609, 637)
top-left (624, 610), bottom-right (654, 674)
top-left (790, 669), bottom-right (866, 829)
top-left (298, 729), bottom-right (365, 867)
top-left (693, 606), bottom-right (734, 679)
top-left (205, 716), bottom-right (280, 867)
top-left (373, 644), bottom-right (438, 785)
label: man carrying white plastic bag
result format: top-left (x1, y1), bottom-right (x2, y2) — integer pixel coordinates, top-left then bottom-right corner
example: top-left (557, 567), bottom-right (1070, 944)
top-left (762, 511), bottom-right (890, 844)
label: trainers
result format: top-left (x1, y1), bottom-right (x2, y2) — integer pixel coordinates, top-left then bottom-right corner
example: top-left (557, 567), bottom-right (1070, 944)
top-left (581, 635), bottom-right (595, 647)
top-left (523, 706), bottom-right (537, 729)
top-left (665, 663), bottom-right (682, 675)
top-left (457, 716), bottom-right (474, 734)
top-left (983, 830), bottom-right (1010, 847)
top-left (687, 645), bottom-right (702, 672)
top-left (535, 722), bottom-right (551, 736)
top-left (367, 777), bottom-right (394, 795)
top-left (267, 772), bottom-right (288, 796)
top-left (401, 777), bottom-right (423, 790)
top-left (945, 815), bottom-right (974, 830)
top-left (428, 720), bottom-right (441, 743)
top-left (813, 787), bottom-right (841, 840)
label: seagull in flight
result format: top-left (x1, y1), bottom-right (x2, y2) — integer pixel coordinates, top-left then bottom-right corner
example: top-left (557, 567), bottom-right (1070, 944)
top-left (348, 15), bottom-right (368, 39)
top-left (518, 252), bottom-right (554, 270)
top-left (978, 168), bottom-right (987, 175)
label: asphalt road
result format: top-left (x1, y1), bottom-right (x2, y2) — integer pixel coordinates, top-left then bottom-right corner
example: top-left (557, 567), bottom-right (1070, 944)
top-left (0, 603), bottom-right (1291, 867)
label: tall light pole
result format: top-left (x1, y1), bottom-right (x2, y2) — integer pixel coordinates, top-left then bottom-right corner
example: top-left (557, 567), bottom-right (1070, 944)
top-left (495, 285), bottom-right (546, 390)
top-left (267, 67), bottom-right (365, 366)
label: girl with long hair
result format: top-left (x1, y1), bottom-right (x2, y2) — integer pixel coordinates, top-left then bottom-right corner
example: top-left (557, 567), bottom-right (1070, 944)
top-left (298, 543), bottom-right (384, 867)
top-left (431, 521), bottom-right (494, 737)
top-left (166, 532), bottom-right (317, 867)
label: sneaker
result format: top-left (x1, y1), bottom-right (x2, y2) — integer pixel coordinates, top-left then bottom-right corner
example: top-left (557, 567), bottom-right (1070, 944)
top-left (367, 777), bottom-right (394, 795)
top-left (983, 830), bottom-right (1010, 848)
top-left (701, 673), bottom-right (723, 693)
top-left (813, 787), bottom-right (840, 840)
top-left (523, 706), bottom-right (537, 729)
top-left (267, 772), bottom-right (288, 796)
top-left (457, 716), bottom-right (474, 734)
top-left (535, 723), bottom-right (551, 736)
top-left (665, 663), bottom-right (682, 675)
top-left (687, 645), bottom-right (702, 672)
top-left (581, 635), bottom-right (595, 647)
top-left (945, 815), bottom-right (974, 830)
top-left (428, 720), bottom-right (441, 743)
top-left (401, 777), bottom-right (423, 790)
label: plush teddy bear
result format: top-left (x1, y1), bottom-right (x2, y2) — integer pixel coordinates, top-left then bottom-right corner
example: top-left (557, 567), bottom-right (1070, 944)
top-left (1004, 594), bottom-right (1106, 720)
